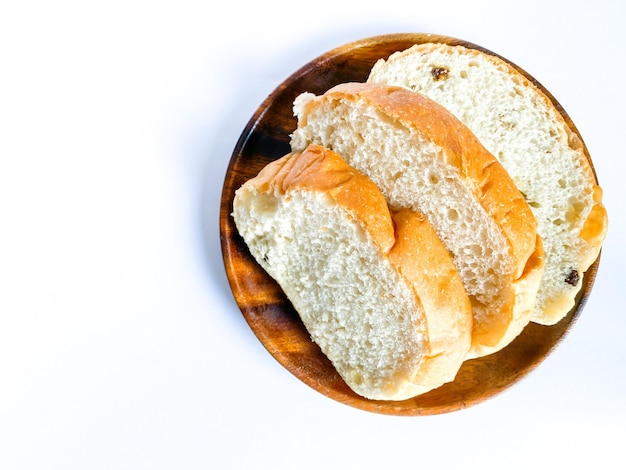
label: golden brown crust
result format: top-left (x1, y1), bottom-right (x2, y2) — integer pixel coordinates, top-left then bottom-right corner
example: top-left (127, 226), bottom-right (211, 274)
top-left (389, 209), bottom-right (472, 385)
top-left (468, 234), bottom-right (544, 357)
top-left (248, 144), bottom-right (396, 253)
top-left (320, 82), bottom-right (538, 280)
top-left (579, 185), bottom-right (608, 268)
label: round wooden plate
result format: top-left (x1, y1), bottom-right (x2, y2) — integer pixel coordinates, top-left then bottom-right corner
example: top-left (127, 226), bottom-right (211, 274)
top-left (219, 33), bottom-right (601, 416)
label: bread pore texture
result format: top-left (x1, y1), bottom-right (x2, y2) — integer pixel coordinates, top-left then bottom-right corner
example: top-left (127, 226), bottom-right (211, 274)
top-left (232, 144), bottom-right (472, 400)
top-left (291, 83), bottom-right (544, 358)
top-left (367, 43), bottom-right (608, 325)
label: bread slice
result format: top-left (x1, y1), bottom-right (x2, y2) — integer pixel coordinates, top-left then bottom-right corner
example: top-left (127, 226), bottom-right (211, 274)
top-left (290, 83), bottom-right (544, 358)
top-left (233, 144), bottom-right (472, 400)
top-left (368, 43), bottom-right (608, 325)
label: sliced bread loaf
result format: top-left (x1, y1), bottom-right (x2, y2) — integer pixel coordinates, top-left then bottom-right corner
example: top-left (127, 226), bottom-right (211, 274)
top-left (367, 43), bottom-right (608, 325)
top-left (290, 83), bottom-right (544, 358)
top-left (233, 144), bottom-right (472, 400)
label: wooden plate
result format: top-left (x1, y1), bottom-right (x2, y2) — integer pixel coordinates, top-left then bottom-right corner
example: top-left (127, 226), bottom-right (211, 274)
top-left (219, 33), bottom-right (601, 416)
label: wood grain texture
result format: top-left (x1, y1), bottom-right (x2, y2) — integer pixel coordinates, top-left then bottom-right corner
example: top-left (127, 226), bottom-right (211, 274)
top-left (219, 33), bottom-right (602, 416)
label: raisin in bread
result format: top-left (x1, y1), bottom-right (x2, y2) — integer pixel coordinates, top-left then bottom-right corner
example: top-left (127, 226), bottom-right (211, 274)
top-left (233, 144), bottom-right (472, 400)
top-left (367, 43), bottom-right (608, 325)
top-left (290, 83), bottom-right (544, 358)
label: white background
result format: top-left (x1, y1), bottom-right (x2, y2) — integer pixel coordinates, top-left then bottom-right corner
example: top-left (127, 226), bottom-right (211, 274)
top-left (1, 1), bottom-right (625, 468)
